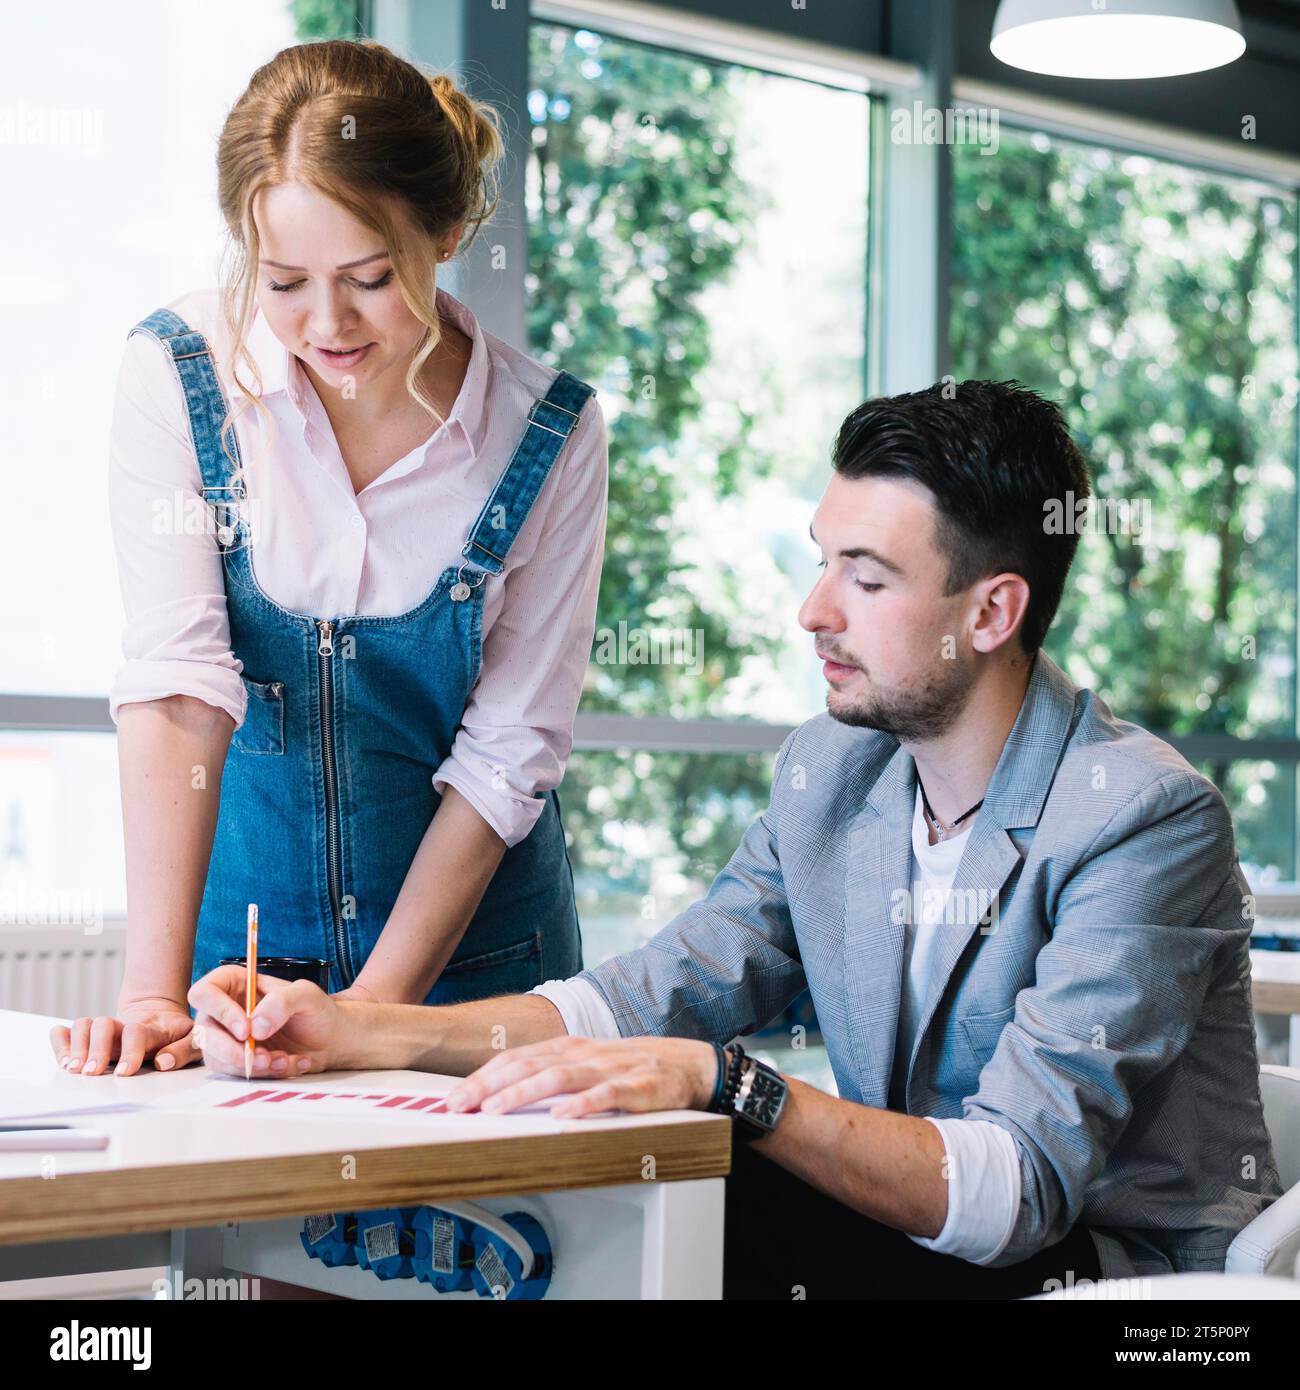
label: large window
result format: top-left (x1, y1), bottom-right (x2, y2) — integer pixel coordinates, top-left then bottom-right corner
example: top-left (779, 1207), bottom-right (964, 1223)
top-left (526, 21), bottom-right (872, 965)
top-left (952, 127), bottom-right (1300, 884)
top-left (12, 5), bottom-right (1296, 995)
top-left (0, 0), bottom-right (359, 928)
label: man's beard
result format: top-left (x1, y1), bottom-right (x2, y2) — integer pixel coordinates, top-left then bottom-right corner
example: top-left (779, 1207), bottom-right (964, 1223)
top-left (826, 654), bottom-right (975, 741)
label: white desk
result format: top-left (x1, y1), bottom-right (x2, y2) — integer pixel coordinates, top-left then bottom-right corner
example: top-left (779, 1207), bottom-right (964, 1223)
top-left (0, 1009), bottom-right (730, 1299)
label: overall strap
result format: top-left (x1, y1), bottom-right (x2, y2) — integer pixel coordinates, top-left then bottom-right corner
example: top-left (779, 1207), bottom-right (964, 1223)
top-left (461, 369), bottom-right (596, 575)
top-left (128, 308), bottom-right (245, 504)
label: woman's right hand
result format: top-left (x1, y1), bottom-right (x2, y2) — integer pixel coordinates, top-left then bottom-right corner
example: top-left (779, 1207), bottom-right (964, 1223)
top-left (188, 966), bottom-right (343, 1077)
top-left (49, 996), bottom-right (200, 1077)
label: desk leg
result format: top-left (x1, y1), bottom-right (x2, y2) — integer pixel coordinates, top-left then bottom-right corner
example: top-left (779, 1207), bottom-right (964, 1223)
top-left (637, 1177), bottom-right (725, 1299)
top-left (168, 1225), bottom-right (231, 1291)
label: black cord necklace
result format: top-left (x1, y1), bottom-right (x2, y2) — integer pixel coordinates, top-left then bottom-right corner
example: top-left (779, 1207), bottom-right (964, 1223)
top-left (917, 776), bottom-right (983, 841)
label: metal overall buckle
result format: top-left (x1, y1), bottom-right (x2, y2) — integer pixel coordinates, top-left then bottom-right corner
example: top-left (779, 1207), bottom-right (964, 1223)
top-left (450, 564), bottom-right (488, 603)
top-left (202, 485), bottom-right (248, 552)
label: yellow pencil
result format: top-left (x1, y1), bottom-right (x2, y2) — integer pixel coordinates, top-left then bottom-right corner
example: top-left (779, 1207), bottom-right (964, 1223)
top-left (245, 903), bottom-right (258, 1081)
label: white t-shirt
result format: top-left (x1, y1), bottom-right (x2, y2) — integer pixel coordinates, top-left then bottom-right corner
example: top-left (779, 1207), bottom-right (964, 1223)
top-left (896, 785), bottom-right (1019, 1263)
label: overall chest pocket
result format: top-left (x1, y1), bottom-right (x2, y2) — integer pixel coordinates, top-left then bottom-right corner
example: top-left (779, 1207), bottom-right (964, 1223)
top-left (231, 676), bottom-right (285, 755)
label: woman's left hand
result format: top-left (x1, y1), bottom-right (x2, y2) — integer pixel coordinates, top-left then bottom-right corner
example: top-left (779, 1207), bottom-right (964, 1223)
top-left (442, 1035), bottom-right (720, 1119)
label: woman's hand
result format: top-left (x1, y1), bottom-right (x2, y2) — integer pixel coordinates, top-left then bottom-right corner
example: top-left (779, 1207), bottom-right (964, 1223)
top-left (49, 997), bottom-right (200, 1077)
top-left (187, 965), bottom-right (345, 1077)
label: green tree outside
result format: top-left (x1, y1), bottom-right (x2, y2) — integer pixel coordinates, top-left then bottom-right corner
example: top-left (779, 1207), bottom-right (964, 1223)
top-left (952, 130), bottom-right (1299, 880)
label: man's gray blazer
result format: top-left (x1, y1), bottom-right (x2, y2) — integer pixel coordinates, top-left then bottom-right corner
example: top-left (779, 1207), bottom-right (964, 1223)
top-left (575, 649), bottom-right (1283, 1279)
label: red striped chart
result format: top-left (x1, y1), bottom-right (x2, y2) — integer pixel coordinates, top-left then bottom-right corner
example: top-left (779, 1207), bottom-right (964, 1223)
top-left (217, 1088), bottom-right (451, 1114)
top-left (151, 1078), bottom-right (580, 1125)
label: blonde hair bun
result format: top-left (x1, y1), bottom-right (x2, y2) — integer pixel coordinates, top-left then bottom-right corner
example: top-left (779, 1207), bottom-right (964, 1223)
top-left (429, 72), bottom-right (505, 171)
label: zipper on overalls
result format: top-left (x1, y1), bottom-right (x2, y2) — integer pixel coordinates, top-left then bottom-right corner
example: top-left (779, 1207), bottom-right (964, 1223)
top-left (316, 619), bottom-right (351, 984)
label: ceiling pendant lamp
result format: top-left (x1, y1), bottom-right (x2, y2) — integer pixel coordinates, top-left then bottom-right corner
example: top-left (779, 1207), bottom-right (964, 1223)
top-left (990, 0), bottom-right (1246, 79)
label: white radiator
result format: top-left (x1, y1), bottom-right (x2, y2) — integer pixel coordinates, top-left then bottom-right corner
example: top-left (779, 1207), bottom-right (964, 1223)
top-left (0, 923), bottom-right (128, 1019)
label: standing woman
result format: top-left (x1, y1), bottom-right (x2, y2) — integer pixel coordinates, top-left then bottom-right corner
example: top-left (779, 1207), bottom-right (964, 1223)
top-left (53, 40), bottom-right (607, 1076)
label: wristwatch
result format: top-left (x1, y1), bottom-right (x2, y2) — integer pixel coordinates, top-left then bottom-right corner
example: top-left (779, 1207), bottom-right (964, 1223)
top-left (708, 1040), bottom-right (789, 1141)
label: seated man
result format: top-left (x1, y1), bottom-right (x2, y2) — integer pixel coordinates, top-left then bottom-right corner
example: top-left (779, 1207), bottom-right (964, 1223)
top-left (189, 379), bottom-right (1282, 1299)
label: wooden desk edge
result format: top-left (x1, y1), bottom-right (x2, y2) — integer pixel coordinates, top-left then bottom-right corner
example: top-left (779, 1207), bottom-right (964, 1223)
top-left (0, 1119), bottom-right (733, 1247)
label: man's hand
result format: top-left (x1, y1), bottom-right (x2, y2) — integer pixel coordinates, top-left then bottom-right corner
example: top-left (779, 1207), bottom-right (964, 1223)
top-left (187, 966), bottom-right (346, 1078)
top-left (50, 997), bottom-right (199, 1077)
top-left (332, 980), bottom-right (386, 1004)
top-left (442, 1035), bottom-right (721, 1119)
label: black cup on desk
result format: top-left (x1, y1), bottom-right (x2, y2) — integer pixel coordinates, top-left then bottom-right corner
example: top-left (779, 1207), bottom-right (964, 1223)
top-left (218, 956), bottom-right (331, 989)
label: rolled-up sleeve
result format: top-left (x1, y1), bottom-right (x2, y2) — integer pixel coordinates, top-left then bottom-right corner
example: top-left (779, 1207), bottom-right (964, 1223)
top-left (910, 1116), bottom-right (1020, 1263)
top-left (107, 329), bottom-right (246, 728)
top-left (431, 395), bottom-right (609, 847)
top-left (529, 977), bottom-right (622, 1038)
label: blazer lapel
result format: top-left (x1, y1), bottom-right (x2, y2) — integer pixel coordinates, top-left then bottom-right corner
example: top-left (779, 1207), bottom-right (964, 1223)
top-left (843, 743), bottom-right (916, 1108)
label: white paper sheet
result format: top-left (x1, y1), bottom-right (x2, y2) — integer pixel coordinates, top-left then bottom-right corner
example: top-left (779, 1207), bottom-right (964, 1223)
top-left (0, 1077), bottom-right (145, 1123)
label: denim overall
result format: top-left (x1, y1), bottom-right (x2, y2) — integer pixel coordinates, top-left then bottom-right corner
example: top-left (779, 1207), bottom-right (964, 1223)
top-left (128, 308), bottom-right (593, 1003)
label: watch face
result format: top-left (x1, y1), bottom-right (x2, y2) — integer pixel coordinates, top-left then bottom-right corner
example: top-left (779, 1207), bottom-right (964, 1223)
top-left (743, 1067), bottom-right (787, 1128)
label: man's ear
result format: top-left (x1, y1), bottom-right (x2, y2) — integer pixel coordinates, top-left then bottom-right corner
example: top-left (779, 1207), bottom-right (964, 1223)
top-left (970, 572), bottom-right (1031, 655)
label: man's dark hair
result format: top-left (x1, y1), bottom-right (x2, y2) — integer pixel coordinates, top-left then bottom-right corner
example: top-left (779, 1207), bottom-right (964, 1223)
top-left (831, 379), bottom-right (1092, 654)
